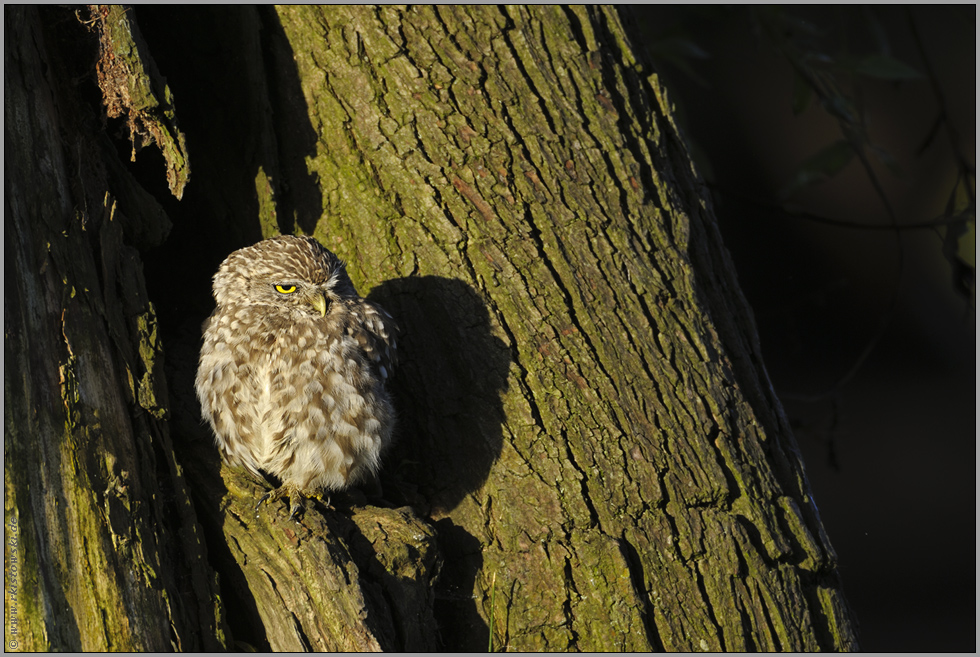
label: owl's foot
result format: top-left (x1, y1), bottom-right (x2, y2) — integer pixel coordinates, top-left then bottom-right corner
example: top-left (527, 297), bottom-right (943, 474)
top-left (256, 485), bottom-right (332, 521)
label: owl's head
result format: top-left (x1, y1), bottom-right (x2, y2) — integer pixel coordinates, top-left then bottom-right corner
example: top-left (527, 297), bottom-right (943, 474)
top-left (211, 235), bottom-right (358, 316)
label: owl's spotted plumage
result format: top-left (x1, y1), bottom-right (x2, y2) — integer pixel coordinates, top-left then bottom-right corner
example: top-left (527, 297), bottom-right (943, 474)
top-left (195, 235), bottom-right (396, 518)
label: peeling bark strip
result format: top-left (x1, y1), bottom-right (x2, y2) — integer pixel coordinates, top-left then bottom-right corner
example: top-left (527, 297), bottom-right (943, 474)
top-left (89, 4), bottom-right (190, 198)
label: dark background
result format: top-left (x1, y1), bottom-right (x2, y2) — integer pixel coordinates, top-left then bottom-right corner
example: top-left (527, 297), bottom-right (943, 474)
top-left (627, 6), bottom-right (975, 652)
top-left (101, 5), bottom-right (972, 650)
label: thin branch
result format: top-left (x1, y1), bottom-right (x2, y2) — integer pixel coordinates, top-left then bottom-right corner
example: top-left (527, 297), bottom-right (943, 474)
top-left (907, 8), bottom-right (976, 187)
top-left (915, 112), bottom-right (945, 157)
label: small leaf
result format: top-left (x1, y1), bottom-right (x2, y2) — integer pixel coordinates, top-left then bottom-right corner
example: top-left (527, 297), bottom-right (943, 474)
top-left (791, 70), bottom-right (813, 115)
top-left (941, 175), bottom-right (975, 269)
top-left (942, 215), bottom-right (975, 271)
top-left (800, 50), bottom-right (836, 68)
top-left (870, 144), bottom-right (903, 177)
top-left (943, 215), bottom-right (976, 304)
top-left (821, 94), bottom-right (859, 125)
top-left (779, 140), bottom-right (854, 200)
top-left (949, 173), bottom-right (976, 217)
top-left (854, 53), bottom-right (922, 80)
top-left (956, 220), bottom-right (975, 268)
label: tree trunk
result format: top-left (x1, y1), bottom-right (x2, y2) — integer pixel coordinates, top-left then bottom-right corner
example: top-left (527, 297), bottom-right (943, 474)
top-left (4, 5), bottom-right (860, 652)
top-left (4, 6), bottom-right (224, 651)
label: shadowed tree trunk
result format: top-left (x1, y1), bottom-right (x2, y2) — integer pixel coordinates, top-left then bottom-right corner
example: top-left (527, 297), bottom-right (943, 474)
top-left (4, 5), bottom-right (859, 652)
top-left (4, 5), bottom-right (224, 651)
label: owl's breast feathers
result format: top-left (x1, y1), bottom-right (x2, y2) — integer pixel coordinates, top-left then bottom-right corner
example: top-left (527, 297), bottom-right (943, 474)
top-left (197, 295), bottom-right (397, 480)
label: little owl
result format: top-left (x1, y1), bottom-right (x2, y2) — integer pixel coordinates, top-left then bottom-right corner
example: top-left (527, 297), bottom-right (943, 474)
top-left (196, 235), bottom-right (397, 518)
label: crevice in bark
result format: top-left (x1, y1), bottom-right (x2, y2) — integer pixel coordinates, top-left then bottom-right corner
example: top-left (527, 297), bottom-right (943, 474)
top-left (757, 585), bottom-right (785, 652)
top-left (199, 503), bottom-right (269, 650)
top-left (558, 430), bottom-right (601, 530)
top-left (558, 5), bottom-right (592, 58)
top-left (288, 611), bottom-right (314, 652)
top-left (800, 576), bottom-right (841, 650)
top-left (617, 534), bottom-right (664, 651)
top-left (560, 553), bottom-right (581, 649)
top-left (693, 559), bottom-right (726, 650)
top-left (257, 6), bottom-right (323, 236)
top-left (734, 585), bottom-right (759, 651)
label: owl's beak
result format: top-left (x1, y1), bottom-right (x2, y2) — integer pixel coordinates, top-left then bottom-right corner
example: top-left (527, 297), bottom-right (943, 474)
top-left (310, 292), bottom-right (327, 317)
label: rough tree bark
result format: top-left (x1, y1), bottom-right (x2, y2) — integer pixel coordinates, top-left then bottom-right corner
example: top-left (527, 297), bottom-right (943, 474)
top-left (4, 5), bottom-right (860, 652)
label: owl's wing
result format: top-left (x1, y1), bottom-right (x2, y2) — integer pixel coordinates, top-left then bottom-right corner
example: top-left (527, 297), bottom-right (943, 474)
top-left (200, 311), bottom-right (215, 336)
top-left (353, 301), bottom-right (398, 383)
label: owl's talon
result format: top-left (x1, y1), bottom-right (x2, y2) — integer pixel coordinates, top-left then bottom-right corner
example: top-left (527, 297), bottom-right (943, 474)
top-left (256, 485), bottom-right (330, 521)
top-left (256, 485), bottom-right (290, 513)
top-left (308, 493), bottom-right (333, 514)
top-left (288, 500), bottom-right (305, 521)
top-left (256, 491), bottom-right (273, 510)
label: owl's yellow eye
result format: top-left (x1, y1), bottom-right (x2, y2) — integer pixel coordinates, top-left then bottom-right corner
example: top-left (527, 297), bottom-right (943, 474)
top-left (275, 284), bottom-right (297, 294)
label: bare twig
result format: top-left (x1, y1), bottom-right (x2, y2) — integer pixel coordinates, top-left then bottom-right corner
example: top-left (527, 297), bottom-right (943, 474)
top-left (907, 8), bottom-right (976, 185)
